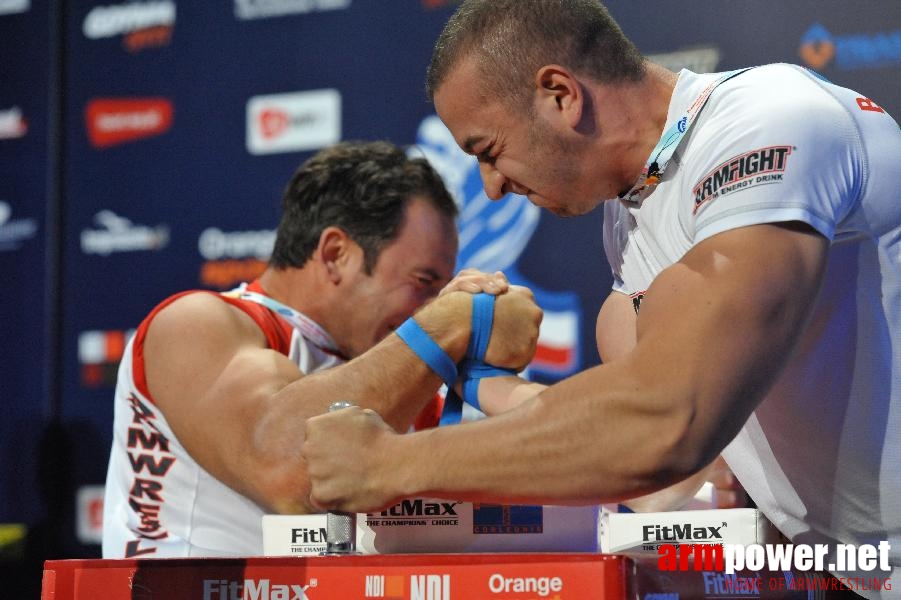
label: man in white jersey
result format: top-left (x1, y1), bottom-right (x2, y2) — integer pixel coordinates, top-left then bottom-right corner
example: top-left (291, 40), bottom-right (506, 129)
top-left (102, 141), bottom-right (543, 557)
top-left (301, 2), bottom-right (900, 595)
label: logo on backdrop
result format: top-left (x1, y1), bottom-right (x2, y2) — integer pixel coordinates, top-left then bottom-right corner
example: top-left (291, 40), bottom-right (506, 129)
top-left (412, 115), bottom-right (581, 380)
top-left (82, 0), bottom-right (175, 52)
top-left (234, 0), bottom-right (351, 20)
top-left (246, 89), bottom-right (341, 156)
top-left (800, 23), bottom-right (901, 71)
top-left (0, 0), bottom-right (29, 16)
top-left (646, 45), bottom-right (721, 74)
top-left (0, 106), bottom-right (28, 139)
top-left (473, 504), bottom-right (543, 534)
top-left (0, 200), bottom-right (38, 251)
top-left (197, 226), bottom-right (275, 289)
top-left (85, 98), bottom-right (174, 148)
top-left (79, 328), bottom-right (135, 387)
top-left (421, 0), bottom-right (460, 9)
top-left (80, 210), bottom-right (170, 255)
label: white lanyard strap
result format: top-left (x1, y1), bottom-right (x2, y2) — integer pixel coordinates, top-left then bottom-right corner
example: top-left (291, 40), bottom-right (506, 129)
top-left (224, 283), bottom-right (340, 354)
top-left (620, 68), bottom-right (754, 203)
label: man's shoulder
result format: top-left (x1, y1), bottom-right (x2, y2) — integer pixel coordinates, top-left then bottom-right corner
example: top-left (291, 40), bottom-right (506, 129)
top-left (145, 289), bottom-right (268, 348)
top-left (709, 63), bottom-right (848, 123)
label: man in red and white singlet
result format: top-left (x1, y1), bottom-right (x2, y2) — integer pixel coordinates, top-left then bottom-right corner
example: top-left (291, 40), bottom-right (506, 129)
top-left (102, 141), bottom-right (543, 557)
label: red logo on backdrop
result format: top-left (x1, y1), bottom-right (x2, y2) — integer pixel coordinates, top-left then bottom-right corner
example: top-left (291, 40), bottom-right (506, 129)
top-left (85, 98), bottom-right (174, 147)
top-left (260, 108), bottom-right (290, 139)
top-left (422, 0), bottom-right (460, 8)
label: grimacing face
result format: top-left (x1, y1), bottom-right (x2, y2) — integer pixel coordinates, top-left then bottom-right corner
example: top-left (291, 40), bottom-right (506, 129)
top-left (433, 60), bottom-right (605, 217)
top-left (332, 198), bottom-right (458, 358)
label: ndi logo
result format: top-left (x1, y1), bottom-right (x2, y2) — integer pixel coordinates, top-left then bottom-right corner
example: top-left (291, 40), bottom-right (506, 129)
top-left (410, 575), bottom-right (449, 600)
top-left (412, 116), bottom-right (582, 380)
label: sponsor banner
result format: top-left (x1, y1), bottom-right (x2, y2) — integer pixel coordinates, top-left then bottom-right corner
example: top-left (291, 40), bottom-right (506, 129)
top-left (263, 501), bottom-right (598, 556)
top-left (600, 508), bottom-right (781, 555)
top-left (47, 551), bottom-right (858, 599)
top-left (76, 485), bottom-right (105, 544)
top-left (0, 199), bottom-right (38, 251)
top-left (0, 0), bottom-right (28, 16)
top-left (234, 0), bottom-right (351, 20)
top-left (420, 0), bottom-right (459, 9)
top-left (78, 328), bottom-right (135, 387)
top-left (246, 89), bottom-right (341, 155)
top-left (85, 98), bottom-right (174, 148)
top-left (0, 105), bottom-right (27, 139)
top-left (800, 23), bottom-right (901, 71)
top-left (80, 210), bottom-right (170, 256)
top-left (82, 0), bottom-right (175, 51)
top-left (646, 46), bottom-right (721, 74)
top-left (197, 226), bottom-right (274, 289)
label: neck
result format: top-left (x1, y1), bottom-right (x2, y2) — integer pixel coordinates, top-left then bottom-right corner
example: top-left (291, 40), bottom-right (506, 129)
top-left (593, 61), bottom-right (678, 197)
top-left (258, 266), bottom-right (326, 322)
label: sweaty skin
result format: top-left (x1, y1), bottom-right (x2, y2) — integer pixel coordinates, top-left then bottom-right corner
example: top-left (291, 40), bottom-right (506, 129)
top-left (303, 222), bottom-right (827, 512)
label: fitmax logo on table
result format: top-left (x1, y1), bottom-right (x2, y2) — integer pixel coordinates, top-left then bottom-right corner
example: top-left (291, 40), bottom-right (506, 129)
top-left (202, 578), bottom-right (316, 600)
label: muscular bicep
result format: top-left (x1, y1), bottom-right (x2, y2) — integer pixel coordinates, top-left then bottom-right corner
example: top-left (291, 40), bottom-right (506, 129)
top-left (144, 294), bottom-right (304, 505)
top-left (631, 221), bottom-right (828, 467)
top-left (597, 291), bottom-right (638, 363)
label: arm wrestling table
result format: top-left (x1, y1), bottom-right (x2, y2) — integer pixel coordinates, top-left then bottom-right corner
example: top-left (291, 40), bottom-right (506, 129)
top-left (42, 552), bottom-right (852, 599)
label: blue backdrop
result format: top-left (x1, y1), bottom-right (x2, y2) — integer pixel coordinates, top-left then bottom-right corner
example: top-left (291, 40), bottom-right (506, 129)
top-left (2, 0), bottom-right (900, 595)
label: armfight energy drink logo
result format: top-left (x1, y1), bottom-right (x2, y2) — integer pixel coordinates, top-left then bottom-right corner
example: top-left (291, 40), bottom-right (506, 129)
top-left (413, 115), bottom-right (581, 380)
top-left (692, 145), bottom-right (792, 214)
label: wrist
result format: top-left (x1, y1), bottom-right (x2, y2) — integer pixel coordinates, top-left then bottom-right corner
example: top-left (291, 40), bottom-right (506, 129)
top-left (415, 291), bottom-right (472, 362)
top-left (380, 427), bottom-right (425, 499)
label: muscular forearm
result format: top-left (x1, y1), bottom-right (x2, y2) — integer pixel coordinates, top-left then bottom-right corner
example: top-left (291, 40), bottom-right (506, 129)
top-left (384, 361), bottom-right (704, 506)
top-left (248, 294), bottom-right (472, 512)
top-left (469, 376), bottom-right (546, 415)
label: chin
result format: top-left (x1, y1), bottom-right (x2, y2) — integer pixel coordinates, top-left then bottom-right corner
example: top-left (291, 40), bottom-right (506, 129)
top-left (548, 203), bottom-right (591, 218)
top-left (538, 194), bottom-right (598, 218)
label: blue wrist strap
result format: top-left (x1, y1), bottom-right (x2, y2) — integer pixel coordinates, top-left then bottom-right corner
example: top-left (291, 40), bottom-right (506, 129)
top-left (460, 360), bottom-right (515, 410)
top-left (467, 292), bottom-right (495, 359)
top-left (440, 293), bottom-right (517, 426)
top-left (395, 317), bottom-right (457, 388)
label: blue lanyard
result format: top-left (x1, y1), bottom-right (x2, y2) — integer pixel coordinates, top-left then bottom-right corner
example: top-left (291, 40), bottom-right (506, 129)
top-left (620, 68), bottom-right (753, 203)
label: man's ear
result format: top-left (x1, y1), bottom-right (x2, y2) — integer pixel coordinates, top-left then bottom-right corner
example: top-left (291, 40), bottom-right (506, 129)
top-left (316, 226), bottom-right (352, 284)
top-left (534, 64), bottom-right (583, 129)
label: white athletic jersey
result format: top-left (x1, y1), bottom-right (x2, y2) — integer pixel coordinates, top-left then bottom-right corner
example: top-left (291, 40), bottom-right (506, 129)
top-left (102, 281), bottom-right (344, 558)
top-left (604, 64), bottom-right (900, 595)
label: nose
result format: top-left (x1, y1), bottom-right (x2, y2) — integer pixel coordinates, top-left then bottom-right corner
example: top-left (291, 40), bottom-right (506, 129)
top-left (478, 161), bottom-right (507, 200)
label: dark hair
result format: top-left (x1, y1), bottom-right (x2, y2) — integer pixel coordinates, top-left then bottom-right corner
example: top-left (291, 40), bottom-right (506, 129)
top-left (426, 0), bottom-right (645, 107)
top-left (270, 141), bottom-right (457, 273)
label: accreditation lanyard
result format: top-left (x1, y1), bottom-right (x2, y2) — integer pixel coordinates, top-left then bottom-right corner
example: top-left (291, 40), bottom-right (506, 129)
top-left (620, 68), bottom-right (753, 203)
top-left (227, 283), bottom-right (341, 355)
